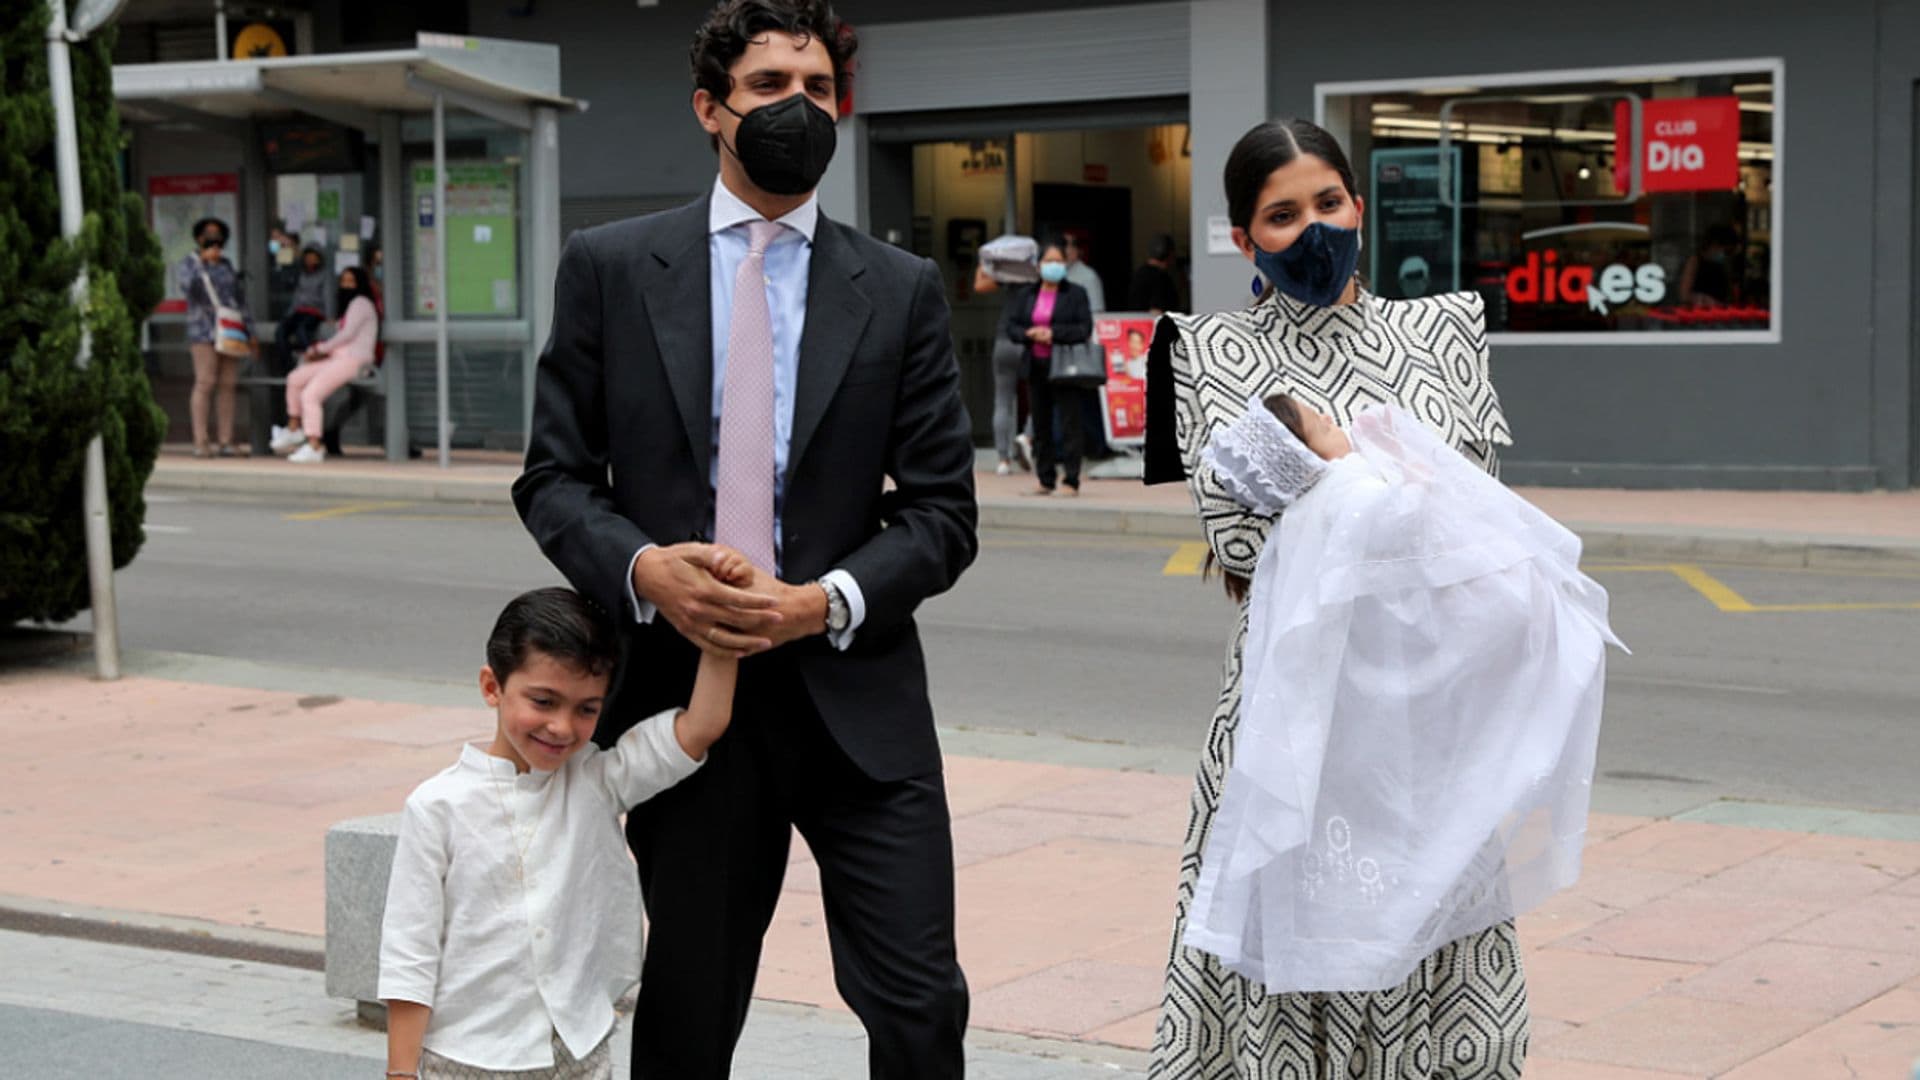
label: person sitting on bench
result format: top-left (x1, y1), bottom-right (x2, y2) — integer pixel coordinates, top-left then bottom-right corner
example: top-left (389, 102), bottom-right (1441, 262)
top-left (272, 265), bottom-right (379, 464)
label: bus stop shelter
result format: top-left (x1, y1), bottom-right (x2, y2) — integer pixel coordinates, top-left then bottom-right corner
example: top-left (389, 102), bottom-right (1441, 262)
top-left (113, 34), bottom-right (580, 465)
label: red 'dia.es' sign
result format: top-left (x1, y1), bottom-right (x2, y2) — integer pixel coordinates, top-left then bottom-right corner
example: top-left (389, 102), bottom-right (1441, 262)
top-left (1614, 96), bottom-right (1742, 193)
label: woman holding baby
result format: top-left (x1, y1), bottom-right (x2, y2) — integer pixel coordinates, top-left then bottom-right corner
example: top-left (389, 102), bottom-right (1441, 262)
top-left (1143, 119), bottom-right (1625, 1080)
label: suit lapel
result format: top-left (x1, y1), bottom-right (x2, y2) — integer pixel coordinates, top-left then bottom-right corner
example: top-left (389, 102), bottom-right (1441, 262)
top-left (641, 198), bottom-right (715, 483)
top-left (787, 217), bottom-right (873, 484)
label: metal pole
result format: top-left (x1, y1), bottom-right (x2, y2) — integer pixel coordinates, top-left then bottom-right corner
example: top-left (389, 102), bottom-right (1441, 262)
top-left (432, 92), bottom-right (450, 469)
top-left (46, 0), bottom-right (119, 680)
top-left (378, 112), bottom-right (408, 462)
top-left (1003, 132), bottom-right (1018, 236)
top-left (213, 0), bottom-right (227, 61)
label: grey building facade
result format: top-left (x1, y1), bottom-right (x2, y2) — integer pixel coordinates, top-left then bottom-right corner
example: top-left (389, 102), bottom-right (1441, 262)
top-left (117, 0), bottom-right (1920, 489)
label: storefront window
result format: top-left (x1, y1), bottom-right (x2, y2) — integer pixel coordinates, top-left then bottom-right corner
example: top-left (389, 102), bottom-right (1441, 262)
top-left (1322, 61), bottom-right (1779, 341)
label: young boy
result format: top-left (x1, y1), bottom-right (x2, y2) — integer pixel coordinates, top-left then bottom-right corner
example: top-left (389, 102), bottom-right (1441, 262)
top-left (379, 558), bottom-right (745, 1079)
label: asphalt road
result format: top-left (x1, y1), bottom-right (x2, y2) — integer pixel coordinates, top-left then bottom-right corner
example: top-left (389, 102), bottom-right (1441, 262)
top-left (51, 490), bottom-right (1920, 813)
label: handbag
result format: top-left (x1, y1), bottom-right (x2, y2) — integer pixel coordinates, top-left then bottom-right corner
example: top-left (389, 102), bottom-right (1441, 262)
top-left (197, 264), bottom-right (252, 358)
top-left (1047, 339), bottom-right (1107, 388)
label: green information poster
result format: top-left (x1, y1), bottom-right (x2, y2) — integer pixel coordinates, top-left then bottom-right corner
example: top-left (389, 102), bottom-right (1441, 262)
top-left (409, 162), bottom-right (519, 318)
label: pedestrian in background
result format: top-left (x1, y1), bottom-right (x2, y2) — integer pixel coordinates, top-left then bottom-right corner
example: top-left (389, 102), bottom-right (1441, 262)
top-left (177, 216), bottom-right (255, 458)
top-left (975, 233), bottom-right (1039, 475)
top-left (1002, 238), bottom-right (1094, 495)
top-left (272, 265), bottom-right (379, 464)
top-left (1679, 223), bottom-right (1740, 308)
top-left (1129, 232), bottom-right (1182, 315)
top-left (275, 245), bottom-right (332, 375)
top-left (1063, 233), bottom-right (1107, 313)
top-left (1063, 233), bottom-right (1113, 460)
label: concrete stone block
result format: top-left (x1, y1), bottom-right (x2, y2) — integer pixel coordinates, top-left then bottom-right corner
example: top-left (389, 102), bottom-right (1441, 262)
top-left (324, 812), bottom-right (402, 1004)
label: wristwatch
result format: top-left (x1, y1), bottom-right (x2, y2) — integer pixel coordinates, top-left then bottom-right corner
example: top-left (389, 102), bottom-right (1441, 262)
top-left (816, 579), bottom-right (850, 634)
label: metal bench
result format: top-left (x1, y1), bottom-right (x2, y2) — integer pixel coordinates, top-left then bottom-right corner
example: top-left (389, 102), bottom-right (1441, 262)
top-left (239, 361), bottom-right (390, 456)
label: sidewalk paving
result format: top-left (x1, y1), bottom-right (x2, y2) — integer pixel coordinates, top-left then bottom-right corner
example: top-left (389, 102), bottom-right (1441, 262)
top-left (148, 445), bottom-right (1920, 565)
top-left (0, 930), bottom-right (1134, 1079)
top-left (6, 659), bottom-right (1920, 1077)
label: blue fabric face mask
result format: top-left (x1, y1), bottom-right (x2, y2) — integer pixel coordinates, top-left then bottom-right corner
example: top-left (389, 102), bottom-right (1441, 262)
top-left (1250, 222), bottom-right (1362, 307)
top-left (1039, 261), bottom-right (1068, 284)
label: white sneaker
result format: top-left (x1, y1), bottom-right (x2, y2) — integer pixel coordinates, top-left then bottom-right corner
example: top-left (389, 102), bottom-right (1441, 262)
top-left (287, 444), bottom-right (326, 464)
top-left (995, 460), bottom-right (1012, 476)
top-left (270, 426), bottom-right (307, 453)
top-left (1014, 433), bottom-right (1034, 471)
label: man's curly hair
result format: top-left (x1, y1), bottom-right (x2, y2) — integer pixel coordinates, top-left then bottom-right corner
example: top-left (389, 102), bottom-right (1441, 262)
top-left (689, 0), bottom-right (858, 103)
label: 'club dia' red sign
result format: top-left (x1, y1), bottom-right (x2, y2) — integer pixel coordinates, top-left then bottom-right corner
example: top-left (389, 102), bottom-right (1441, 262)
top-left (1613, 96), bottom-right (1741, 193)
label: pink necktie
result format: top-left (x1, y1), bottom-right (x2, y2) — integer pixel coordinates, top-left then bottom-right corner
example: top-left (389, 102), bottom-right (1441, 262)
top-left (714, 220), bottom-right (782, 572)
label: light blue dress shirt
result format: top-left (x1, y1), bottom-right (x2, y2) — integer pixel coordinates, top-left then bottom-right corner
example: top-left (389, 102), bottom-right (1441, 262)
top-left (626, 177), bottom-right (865, 648)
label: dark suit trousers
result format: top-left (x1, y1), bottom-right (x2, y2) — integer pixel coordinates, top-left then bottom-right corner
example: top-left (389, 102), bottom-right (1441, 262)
top-left (624, 653), bottom-right (968, 1079)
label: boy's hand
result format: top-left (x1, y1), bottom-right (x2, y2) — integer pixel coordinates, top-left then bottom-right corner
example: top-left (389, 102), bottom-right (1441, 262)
top-left (633, 544), bottom-right (782, 658)
top-left (704, 545), bottom-right (756, 589)
top-left (683, 545), bottom-right (827, 652)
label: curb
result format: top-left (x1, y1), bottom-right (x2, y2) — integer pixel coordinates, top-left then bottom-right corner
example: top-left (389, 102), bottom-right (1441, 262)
top-left (149, 463), bottom-right (1920, 569)
top-left (1574, 524), bottom-right (1920, 571)
top-left (0, 893), bottom-right (1151, 1068)
top-left (151, 462), bottom-right (513, 505)
top-left (0, 894), bottom-right (324, 971)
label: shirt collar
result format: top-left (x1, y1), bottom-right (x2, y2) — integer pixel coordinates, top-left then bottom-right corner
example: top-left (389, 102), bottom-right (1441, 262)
top-left (459, 742), bottom-right (554, 784)
top-left (709, 174), bottom-right (818, 243)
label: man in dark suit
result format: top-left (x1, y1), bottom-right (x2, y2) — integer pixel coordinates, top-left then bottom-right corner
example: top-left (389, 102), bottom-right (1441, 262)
top-left (512, 2), bottom-right (977, 1077)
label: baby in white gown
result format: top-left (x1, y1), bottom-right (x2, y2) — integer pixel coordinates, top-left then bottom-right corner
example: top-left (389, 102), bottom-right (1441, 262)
top-left (1183, 393), bottom-right (1627, 995)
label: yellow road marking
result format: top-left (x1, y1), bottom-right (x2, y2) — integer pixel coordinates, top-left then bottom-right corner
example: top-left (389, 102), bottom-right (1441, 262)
top-left (1667, 564), bottom-right (1758, 613)
top-left (1163, 542), bottom-right (1210, 577)
top-left (1590, 563), bottom-right (1920, 614)
top-left (284, 500), bottom-right (415, 521)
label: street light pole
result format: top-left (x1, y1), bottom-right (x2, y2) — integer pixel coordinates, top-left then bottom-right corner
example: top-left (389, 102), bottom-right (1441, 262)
top-left (45, 0), bottom-right (122, 680)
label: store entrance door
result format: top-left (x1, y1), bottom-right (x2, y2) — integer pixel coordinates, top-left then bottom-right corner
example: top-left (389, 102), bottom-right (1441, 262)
top-left (1033, 183), bottom-right (1132, 312)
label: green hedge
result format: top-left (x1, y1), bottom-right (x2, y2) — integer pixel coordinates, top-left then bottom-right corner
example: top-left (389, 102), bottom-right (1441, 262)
top-left (1, 3), bottom-right (166, 626)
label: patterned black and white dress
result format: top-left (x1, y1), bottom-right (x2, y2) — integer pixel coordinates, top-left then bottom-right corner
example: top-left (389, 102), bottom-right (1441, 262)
top-left (1143, 287), bottom-right (1528, 1079)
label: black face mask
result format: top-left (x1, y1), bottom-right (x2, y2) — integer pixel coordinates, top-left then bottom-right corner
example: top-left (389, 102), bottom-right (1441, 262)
top-left (720, 93), bottom-right (837, 196)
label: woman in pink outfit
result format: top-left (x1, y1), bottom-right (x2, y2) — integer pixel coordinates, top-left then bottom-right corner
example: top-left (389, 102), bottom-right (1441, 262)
top-left (274, 265), bottom-right (380, 463)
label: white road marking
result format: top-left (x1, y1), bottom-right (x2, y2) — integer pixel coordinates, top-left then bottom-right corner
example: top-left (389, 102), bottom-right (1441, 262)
top-left (1613, 674), bottom-right (1790, 697)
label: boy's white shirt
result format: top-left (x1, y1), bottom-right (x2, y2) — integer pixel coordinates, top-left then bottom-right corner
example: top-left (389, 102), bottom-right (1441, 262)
top-left (378, 708), bottom-right (700, 1070)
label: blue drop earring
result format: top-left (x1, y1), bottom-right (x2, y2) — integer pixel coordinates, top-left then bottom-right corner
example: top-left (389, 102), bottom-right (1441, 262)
top-left (1251, 274), bottom-right (1265, 298)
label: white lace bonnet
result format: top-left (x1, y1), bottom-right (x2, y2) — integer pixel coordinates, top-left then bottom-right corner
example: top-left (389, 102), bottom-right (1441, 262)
top-left (1202, 396), bottom-right (1331, 514)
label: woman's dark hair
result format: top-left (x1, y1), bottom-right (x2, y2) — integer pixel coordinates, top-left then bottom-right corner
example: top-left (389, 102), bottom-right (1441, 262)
top-left (335, 266), bottom-right (379, 320)
top-left (300, 245), bottom-right (324, 267)
top-left (192, 216), bottom-right (230, 244)
top-left (1148, 232), bottom-right (1177, 261)
top-left (690, 0), bottom-right (858, 103)
top-left (486, 587), bottom-right (619, 684)
top-left (1038, 234), bottom-right (1070, 261)
top-left (1223, 119), bottom-right (1359, 231)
